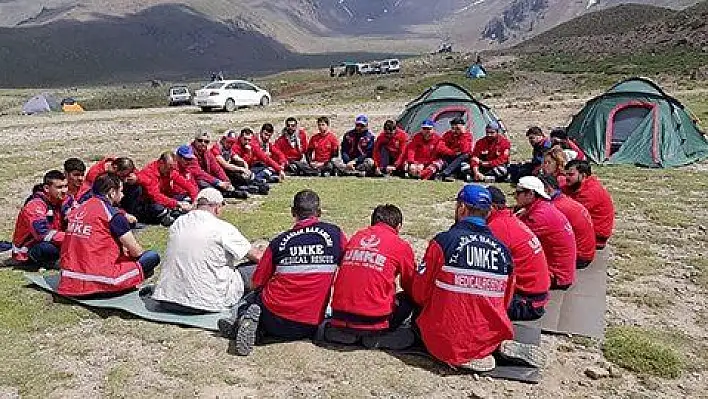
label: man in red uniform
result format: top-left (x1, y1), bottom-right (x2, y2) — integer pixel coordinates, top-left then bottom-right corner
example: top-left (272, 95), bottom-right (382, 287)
top-left (515, 176), bottom-right (576, 290)
top-left (563, 160), bottom-right (615, 249)
top-left (306, 116), bottom-right (339, 176)
top-left (470, 122), bottom-right (511, 182)
top-left (326, 204), bottom-right (416, 349)
top-left (274, 117), bottom-right (312, 175)
top-left (176, 144), bottom-right (234, 192)
top-left (412, 184), bottom-right (544, 372)
top-left (487, 187), bottom-right (550, 321)
top-left (437, 117), bottom-right (474, 182)
top-left (227, 128), bottom-right (277, 194)
top-left (210, 130), bottom-right (260, 192)
top-left (550, 128), bottom-right (586, 161)
top-left (372, 120), bottom-right (408, 177)
top-left (135, 152), bottom-right (196, 226)
top-left (63, 158), bottom-right (86, 199)
top-left (405, 119), bottom-right (444, 180)
top-left (253, 123), bottom-right (287, 172)
top-left (58, 173), bottom-right (160, 296)
top-left (79, 157), bottom-right (137, 199)
top-left (540, 175), bottom-right (596, 269)
top-left (218, 190), bottom-right (347, 356)
top-left (12, 170), bottom-right (69, 266)
top-left (191, 130), bottom-right (231, 185)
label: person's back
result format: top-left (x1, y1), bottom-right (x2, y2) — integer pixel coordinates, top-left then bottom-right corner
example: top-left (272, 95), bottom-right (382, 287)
top-left (518, 198), bottom-right (576, 288)
top-left (331, 208), bottom-right (415, 331)
top-left (551, 192), bottom-right (596, 267)
top-left (565, 175), bottom-right (614, 248)
top-left (153, 202), bottom-right (253, 311)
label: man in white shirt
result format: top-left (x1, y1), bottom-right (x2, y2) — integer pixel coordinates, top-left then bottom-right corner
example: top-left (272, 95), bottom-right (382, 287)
top-left (152, 187), bottom-right (261, 313)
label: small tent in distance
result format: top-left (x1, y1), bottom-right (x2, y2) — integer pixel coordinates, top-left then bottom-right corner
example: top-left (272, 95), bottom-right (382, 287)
top-left (22, 93), bottom-right (61, 114)
top-left (566, 77), bottom-right (708, 167)
top-left (61, 98), bottom-right (84, 112)
top-left (466, 64), bottom-right (487, 79)
top-left (397, 82), bottom-right (504, 140)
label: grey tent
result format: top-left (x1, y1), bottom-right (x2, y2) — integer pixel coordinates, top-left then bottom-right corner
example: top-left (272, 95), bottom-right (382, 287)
top-left (22, 93), bottom-right (60, 114)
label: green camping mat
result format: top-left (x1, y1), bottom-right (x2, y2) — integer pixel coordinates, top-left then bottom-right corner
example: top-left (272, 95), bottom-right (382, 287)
top-left (25, 273), bottom-right (232, 331)
top-left (517, 247), bottom-right (609, 339)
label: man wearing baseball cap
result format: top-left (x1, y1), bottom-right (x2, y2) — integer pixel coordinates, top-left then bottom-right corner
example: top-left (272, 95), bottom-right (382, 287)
top-left (470, 121), bottom-right (512, 182)
top-left (515, 176), bottom-right (576, 289)
top-left (175, 144), bottom-right (234, 192)
top-left (411, 184), bottom-right (545, 372)
top-left (152, 187), bottom-right (261, 313)
top-left (487, 186), bottom-right (550, 321)
top-left (437, 117), bottom-right (474, 182)
top-left (405, 119), bottom-right (444, 180)
top-left (337, 114), bottom-right (375, 177)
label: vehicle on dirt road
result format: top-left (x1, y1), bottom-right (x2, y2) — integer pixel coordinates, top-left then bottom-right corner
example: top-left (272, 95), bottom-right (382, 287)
top-left (168, 85), bottom-right (193, 106)
top-left (194, 80), bottom-right (271, 112)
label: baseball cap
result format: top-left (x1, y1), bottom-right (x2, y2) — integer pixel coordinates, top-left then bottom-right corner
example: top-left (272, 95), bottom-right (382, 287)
top-left (517, 176), bottom-right (550, 199)
top-left (421, 119), bottom-right (435, 129)
top-left (196, 187), bottom-right (224, 205)
top-left (176, 144), bottom-right (195, 159)
top-left (194, 129), bottom-right (211, 140)
top-left (223, 129), bottom-right (238, 144)
top-left (457, 184), bottom-right (492, 210)
top-left (355, 114), bottom-right (369, 126)
top-left (450, 117), bottom-right (466, 126)
top-left (487, 186), bottom-right (506, 206)
top-left (486, 121), bottom-right (501, 132)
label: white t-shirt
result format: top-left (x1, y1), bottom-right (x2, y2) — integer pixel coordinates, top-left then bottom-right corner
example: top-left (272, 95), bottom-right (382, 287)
top-left (153, 210), bottom-right (252, 311)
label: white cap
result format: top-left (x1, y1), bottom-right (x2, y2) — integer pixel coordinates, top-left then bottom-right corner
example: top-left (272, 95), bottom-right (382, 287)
top-left (195, 187), bottom-right (224, 205)
top-left (517, 176), bottom-right (550, 200)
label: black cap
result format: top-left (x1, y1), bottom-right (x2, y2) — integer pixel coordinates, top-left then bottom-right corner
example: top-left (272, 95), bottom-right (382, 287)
top-left (450, 117), bottom-right (466, 126)
top-left (487, 186), bottom-right (506, 206)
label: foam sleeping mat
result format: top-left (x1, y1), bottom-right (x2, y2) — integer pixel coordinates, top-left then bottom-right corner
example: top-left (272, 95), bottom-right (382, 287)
top-left (25, 273), bottom-right (232, 331)
top-left (517, 247), bottom-right (609, 339)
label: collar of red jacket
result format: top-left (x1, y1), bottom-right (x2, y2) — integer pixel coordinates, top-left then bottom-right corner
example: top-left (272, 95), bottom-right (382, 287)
top-left (293, 216), bottom-right (320, 229)
top-left (372, 222), bottom-right (398, 235)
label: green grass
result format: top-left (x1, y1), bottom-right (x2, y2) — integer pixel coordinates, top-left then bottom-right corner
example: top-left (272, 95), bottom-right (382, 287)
top-left (604, 326), bottom-right (683, 378)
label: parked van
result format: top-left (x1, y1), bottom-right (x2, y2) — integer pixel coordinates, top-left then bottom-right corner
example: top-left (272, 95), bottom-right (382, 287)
top-left (381, 59), bottom-right (401, 73)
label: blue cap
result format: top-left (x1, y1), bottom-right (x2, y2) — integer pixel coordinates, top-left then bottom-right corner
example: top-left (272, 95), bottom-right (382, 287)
top-left (457, 184), bottom-right (492, 210)
top-left (486, 121), bottom-right (501, 131)
top-left (421, 119), bottom-right (435, 129)
top-left (355, 114), bottom-right (368, 125)
top-left (176, 144), bottom-right (195, 159)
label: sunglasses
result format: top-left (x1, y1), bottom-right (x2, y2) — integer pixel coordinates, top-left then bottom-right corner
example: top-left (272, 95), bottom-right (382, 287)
top-left (196, 138), bottom-right (210, 144)
top-left (286, 124), bottom-right (297, 128)
top-left (515, 189), bottom-right (529, 195)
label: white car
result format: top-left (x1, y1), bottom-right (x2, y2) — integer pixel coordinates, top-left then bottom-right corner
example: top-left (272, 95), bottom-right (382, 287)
top-left (168, 85), bottom-right (192, 106)
top-left (194, 80), bottom-right (271, 112)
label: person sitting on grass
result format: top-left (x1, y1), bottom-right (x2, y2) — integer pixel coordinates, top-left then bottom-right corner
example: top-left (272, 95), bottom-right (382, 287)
top-left (550, 127), bottom-right (585, 161)
top-left (372, 120), bottom-right (408, 177)
top-left (326, 204), bottom-right (416, 350)
top-left (437, 117), bottom-right (474, 182)
top-left (509, 126), bottom-right (552, 184)
top-left (514, 176), bottom-right (576, 290)
top-left (405, 119), bottom-right (444, 180)
top-left (540, 146), bottom-right (568, 188)
top-left (336, 115), bottom-right (375, 177)
top-left (411, 184), bottom-right (545, 372)
top-left (563, 159), bottom-right (615, 250)
top-left (175, 144), bottom-right (237, 194)
top-left (11, 170), bottom-right (69, 268)
top-left (230, 127), bottom-right (283, 195)
top-left (486, 186), bottom-right (550, 321)
top-left (63, 158), bottom-right (86, 199)
top-left (274, 117), bottom-right (314, 176)
top-left (218, 190), bottom-right (347, 356)
top-left (306, 116), bottom-right (340, 177)
top-left (78, 156), bottom-right (137, 199)
top-left (210, 130), bottom-right (257, 195)
top-left (134, 152), bottom-right (195, 226)
top-left (57, 173), bottom-right (160, 296)
top-left (253, 123), bottom-right (288, 178)
top-left (469, 122), bottom-right (511, 182)
top-left (152, 188), bottom-right (262, 313)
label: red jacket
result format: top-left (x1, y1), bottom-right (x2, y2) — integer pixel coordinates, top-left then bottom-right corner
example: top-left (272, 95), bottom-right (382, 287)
top-left (58, 197), bottom-right (143, 296)
top-left (373, 129), bottom-right (408, 168)
top-left (437, 130), bottom-right (473, 158)
top-left (411, 218), bottom-right (514, 366)
top-left (192, 143), bottom-right (228, 182)
top-left (307, 131), bottom-right (339, 163)
top-left (518, 199), bottom-right (576, 287)
top-left (273, 129), bottom-right (308, 162)
top-left (472, 136), bottom-right (512, 167)
top-left (330, 223), bottom-right (415, 330)
top-left (254, 136), bottom-right (287, 167)
top-left (406, 132), bottom-right (442, 165)
top-left (565, 140), bottom-right (586, 161)
top-left (563, 176), bottom-right (614, 246)
top-left (137, 160), bottom-right (198, 209)
top-left (232, 139), bottom-right (283, 172)
top-left (252, 217), bottom-right (346, 326)
top-left (177, 158), bottom-right (220, 187)
top-left (78, 157), bottom-right (115, 198)
top-left (551, 192), bottom-right (596, 262)
top-left (488, 209), bottom-right (550, 305)
top-left (12, 192), bottom-right (66, 262)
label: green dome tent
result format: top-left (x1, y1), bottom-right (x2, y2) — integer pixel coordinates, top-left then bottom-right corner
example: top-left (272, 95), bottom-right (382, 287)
top-left (397, 82), bottom-right (504, 139)
top-left (566, 77), bottom-right (708, 167)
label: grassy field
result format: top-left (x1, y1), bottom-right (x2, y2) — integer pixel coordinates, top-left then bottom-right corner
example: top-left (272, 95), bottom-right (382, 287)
top-left (1, 61), bottom-right (708, 396)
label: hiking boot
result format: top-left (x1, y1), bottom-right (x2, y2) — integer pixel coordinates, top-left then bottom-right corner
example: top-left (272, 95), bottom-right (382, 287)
top-left (321, 171), bottom-right (331, 178)
top-left (324, 325), bottom-right (359, 345)
top-left (218, 316), bottom-right (238, 340)
top-left (160, 214), bottom-right (176, 227)
top-left (223, 189), bottom-right (249, 199)
top-left (267, 175), bottom-right (280, 184)
top-left (235, 304), bottom-right (261, 356)
top-left (460, 355), bottom-right (496, 373)
top-left (442, 175), bottom-right (456, 183)
top-left (361, 328), bottom-right (415, 351)
top-left (354, 170), bottom-right (367, 178)
top-left (254, 184), bottom-right (270, 195)
top-left (498, 340), bottom-right (546, 368)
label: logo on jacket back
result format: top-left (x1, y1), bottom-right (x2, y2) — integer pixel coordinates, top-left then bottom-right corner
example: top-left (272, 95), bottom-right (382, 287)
top-left (343, 234), bottom-right (387, 272)
top-left (359, 234), bottom-right (380, 249)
